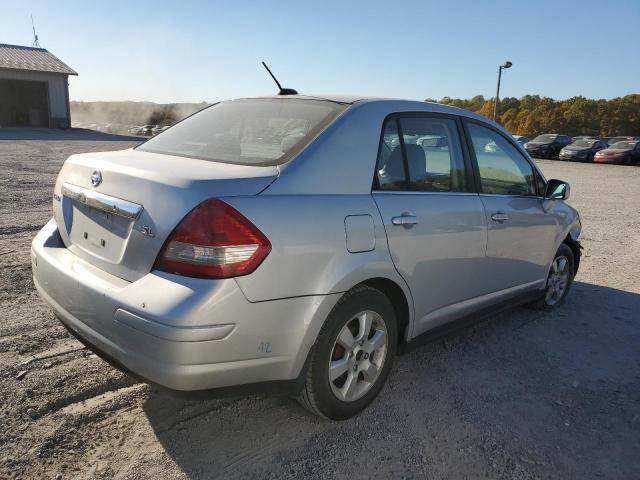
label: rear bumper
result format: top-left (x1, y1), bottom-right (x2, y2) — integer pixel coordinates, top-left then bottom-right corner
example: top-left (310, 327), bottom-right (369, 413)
top-left (32, 219), bottom-right (341, 391)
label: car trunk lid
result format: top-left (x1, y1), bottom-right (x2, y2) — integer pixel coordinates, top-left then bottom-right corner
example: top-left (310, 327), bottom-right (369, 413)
top-left (52, 148), bottom-right (278, 282)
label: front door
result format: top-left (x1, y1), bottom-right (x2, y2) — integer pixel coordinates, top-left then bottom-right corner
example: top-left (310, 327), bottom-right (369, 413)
top-left (372, 114), bottom-right (488, 336)
top-left (464, 121), bottom-right (558, 293)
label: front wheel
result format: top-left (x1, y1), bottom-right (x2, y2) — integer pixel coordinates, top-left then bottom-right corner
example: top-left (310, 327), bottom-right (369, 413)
top-left (532, 243), bottom-right (575, 310)
top-left (298, 285), bottom-right (397, 420)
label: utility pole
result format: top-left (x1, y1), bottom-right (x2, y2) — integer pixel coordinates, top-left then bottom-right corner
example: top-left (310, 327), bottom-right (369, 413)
top-left (493, 61), bottom-right (512, 122)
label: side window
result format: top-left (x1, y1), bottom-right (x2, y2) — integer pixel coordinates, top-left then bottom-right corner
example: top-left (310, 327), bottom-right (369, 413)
top-left (375, 120), bottom-right (406, 190)
top-left (398, 117), bottom-right (467, 192)
top-left (467, 123), bottom-right (536, 196)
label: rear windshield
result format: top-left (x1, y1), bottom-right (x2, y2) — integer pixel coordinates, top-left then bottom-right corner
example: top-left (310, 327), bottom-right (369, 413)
top-left (572, 140), bottom-right (595, 147)
top-left (532, 134), bottom-right (557, 143)
top-left (611, 141), bottom-right (636, 150)
top-left (136, 98), bottom-right (347, 166)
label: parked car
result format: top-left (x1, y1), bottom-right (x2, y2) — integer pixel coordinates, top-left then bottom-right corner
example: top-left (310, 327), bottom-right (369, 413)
top-left (152, 125), bottom-right (170, 136)
top-left (524, 134), bottom-right (573, 159)
top-left (134, 125), bottom-right (157, 136)
top-left (607, 136), bottom-right (640, 146)
top-left (594, 140), bottom-right (640, 165)
top-left (31, 95), bottom-right (582, 420)
top-left (559, 139), bottom-right (607, 162)
top-left (512, 135), bottom-right (530, 147)
top-left (607, 136), bottom-right (640, 145)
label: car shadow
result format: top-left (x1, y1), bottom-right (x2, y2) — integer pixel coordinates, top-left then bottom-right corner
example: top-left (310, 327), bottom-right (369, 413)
top-left (142, 281), bottom-right (640, 478)
top-left (0, 127), bottom-right (145, 142)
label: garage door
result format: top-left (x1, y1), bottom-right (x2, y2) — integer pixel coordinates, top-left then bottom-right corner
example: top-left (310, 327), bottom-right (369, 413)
top-left (0, 79), bottom-right (49, 127)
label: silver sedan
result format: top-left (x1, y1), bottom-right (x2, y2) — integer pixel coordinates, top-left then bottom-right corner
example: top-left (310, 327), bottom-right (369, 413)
top-left (32, 95), bottom-right (582, 419)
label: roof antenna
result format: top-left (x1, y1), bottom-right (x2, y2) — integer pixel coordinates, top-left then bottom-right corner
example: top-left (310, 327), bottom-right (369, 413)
top-left (31, 14), bottom-right (41, 48)
top-left (261, 61), bottom-right (298, 95)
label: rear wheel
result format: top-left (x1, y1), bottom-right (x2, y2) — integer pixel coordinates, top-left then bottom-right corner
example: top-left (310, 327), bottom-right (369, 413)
top-left (298, 285), bottom-right (397, 420)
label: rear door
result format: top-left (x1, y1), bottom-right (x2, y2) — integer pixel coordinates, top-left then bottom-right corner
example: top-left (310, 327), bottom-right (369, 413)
top-left (372, 114), bottom-right (488, 336)
top-left (463, 120), bottom-right (557, 292)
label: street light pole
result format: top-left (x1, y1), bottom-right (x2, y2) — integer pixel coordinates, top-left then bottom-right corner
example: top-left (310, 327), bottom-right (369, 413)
top-left (493, 61), bottom-right (512, 122)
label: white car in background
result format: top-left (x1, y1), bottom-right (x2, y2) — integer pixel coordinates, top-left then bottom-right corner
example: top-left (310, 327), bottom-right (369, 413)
top-left (152, 125), bottom-right (170, 136)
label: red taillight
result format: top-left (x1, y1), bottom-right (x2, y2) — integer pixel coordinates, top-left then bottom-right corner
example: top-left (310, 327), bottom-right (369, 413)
top-left (155, 199), bottom-right (271, 279)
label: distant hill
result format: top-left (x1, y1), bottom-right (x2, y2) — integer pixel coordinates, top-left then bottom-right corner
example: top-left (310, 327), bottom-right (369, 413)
top-left (70, 101), bottom-right (209, 133)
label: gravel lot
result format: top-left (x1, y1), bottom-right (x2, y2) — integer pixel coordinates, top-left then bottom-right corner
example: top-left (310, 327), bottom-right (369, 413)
top-left (1, 130), bottom-right (639, 479)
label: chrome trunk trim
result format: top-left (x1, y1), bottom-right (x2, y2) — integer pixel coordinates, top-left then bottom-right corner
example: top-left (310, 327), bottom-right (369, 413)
top-left (62, 183), bottom-right (143, 220)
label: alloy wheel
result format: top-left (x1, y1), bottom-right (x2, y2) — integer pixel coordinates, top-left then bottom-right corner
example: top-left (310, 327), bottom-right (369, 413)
top-left (545, 255), bottom-right (570, 305)
top-left (328, 310), bottom-right (388, 402)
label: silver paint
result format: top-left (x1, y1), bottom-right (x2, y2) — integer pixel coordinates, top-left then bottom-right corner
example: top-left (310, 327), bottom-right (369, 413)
top-left (32, 96), bottom-right (581, 391)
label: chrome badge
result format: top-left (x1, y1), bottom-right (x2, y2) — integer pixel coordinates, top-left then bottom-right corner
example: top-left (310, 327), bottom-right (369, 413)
top-left (91, 170), bottom-right (102, 187)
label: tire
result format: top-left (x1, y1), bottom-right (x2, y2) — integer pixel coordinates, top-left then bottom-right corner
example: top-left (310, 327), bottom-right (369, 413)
top-left (298, 285), bottom-right (397, 420)
top-left (531, 243), bottom-right (575, 310)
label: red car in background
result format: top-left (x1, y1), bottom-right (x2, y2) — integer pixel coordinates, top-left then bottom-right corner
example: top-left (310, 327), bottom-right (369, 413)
top-left (594, 141), bottom-right (640, 165)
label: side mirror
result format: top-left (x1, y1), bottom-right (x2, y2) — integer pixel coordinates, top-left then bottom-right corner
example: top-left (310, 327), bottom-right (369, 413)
top-left (545, 179), bottom-right (570, 200)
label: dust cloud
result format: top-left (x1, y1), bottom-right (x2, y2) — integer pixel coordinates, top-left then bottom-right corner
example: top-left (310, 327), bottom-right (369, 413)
top-left (70, 101), bottom-right (209, 133)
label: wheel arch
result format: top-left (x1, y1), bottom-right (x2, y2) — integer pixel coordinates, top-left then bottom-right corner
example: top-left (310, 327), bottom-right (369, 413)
top-left (563, 234), bottom-right (582, 274)
top-left (360, 277), bottom-right (412, 347)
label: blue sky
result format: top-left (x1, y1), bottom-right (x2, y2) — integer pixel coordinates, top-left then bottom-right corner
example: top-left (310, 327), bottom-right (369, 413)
top-left (3, 0), bottom-right (639, 103)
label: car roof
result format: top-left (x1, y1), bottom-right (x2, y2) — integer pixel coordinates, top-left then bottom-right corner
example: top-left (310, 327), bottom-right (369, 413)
top-left (242, 93), bottom-right (390, 104)
top-left (240, 93), bottom-right (495, 124)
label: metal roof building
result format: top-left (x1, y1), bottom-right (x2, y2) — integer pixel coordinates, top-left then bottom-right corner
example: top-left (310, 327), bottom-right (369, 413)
top-left (0, 43), bottom-right (77, 128)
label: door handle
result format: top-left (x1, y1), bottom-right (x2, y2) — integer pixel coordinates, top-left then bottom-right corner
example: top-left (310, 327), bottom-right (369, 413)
top-left (391, 213), bottom-right (419, 226)
top-left (491, 212), bottom-right (509, 222)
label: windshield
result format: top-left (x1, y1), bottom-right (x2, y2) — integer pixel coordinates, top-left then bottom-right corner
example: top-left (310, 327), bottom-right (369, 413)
top-left (137, 98), bottom-right (347, 166)
top-left (611, 141), bottom-right (636, 150)
top-left (532, 134), bottom-right (557, 143)
top-left (571, 140), bottom-right (595, 147)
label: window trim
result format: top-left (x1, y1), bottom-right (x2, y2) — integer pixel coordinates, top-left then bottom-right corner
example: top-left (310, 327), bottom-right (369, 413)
top-left (372, 112), bottom-right (475, 194)
top-left (461, 118), bottom-right (547, 197)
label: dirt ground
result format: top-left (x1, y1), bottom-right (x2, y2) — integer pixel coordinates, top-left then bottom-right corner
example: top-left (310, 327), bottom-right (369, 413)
top-left (1, 131), bottom-right (639, 479)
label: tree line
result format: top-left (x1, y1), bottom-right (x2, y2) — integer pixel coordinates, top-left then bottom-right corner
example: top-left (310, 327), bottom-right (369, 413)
top-left (427, 94), bottom-right (640, 137)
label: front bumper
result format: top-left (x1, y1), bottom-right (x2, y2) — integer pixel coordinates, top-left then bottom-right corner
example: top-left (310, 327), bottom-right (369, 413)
top-left (526, 149), bottom-right (548, 157)
top-left (594, 156), bottom-right (624, 164)
top-left (32, 219), bottom-right (341, 391)
top-left (560, 152), bottom-right (589, 161)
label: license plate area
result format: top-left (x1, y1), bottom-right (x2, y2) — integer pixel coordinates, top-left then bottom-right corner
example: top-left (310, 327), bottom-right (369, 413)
top-left (60, 183), bottom-right (143, 263)
top-left (67, 201), bottom-right (133, 262)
